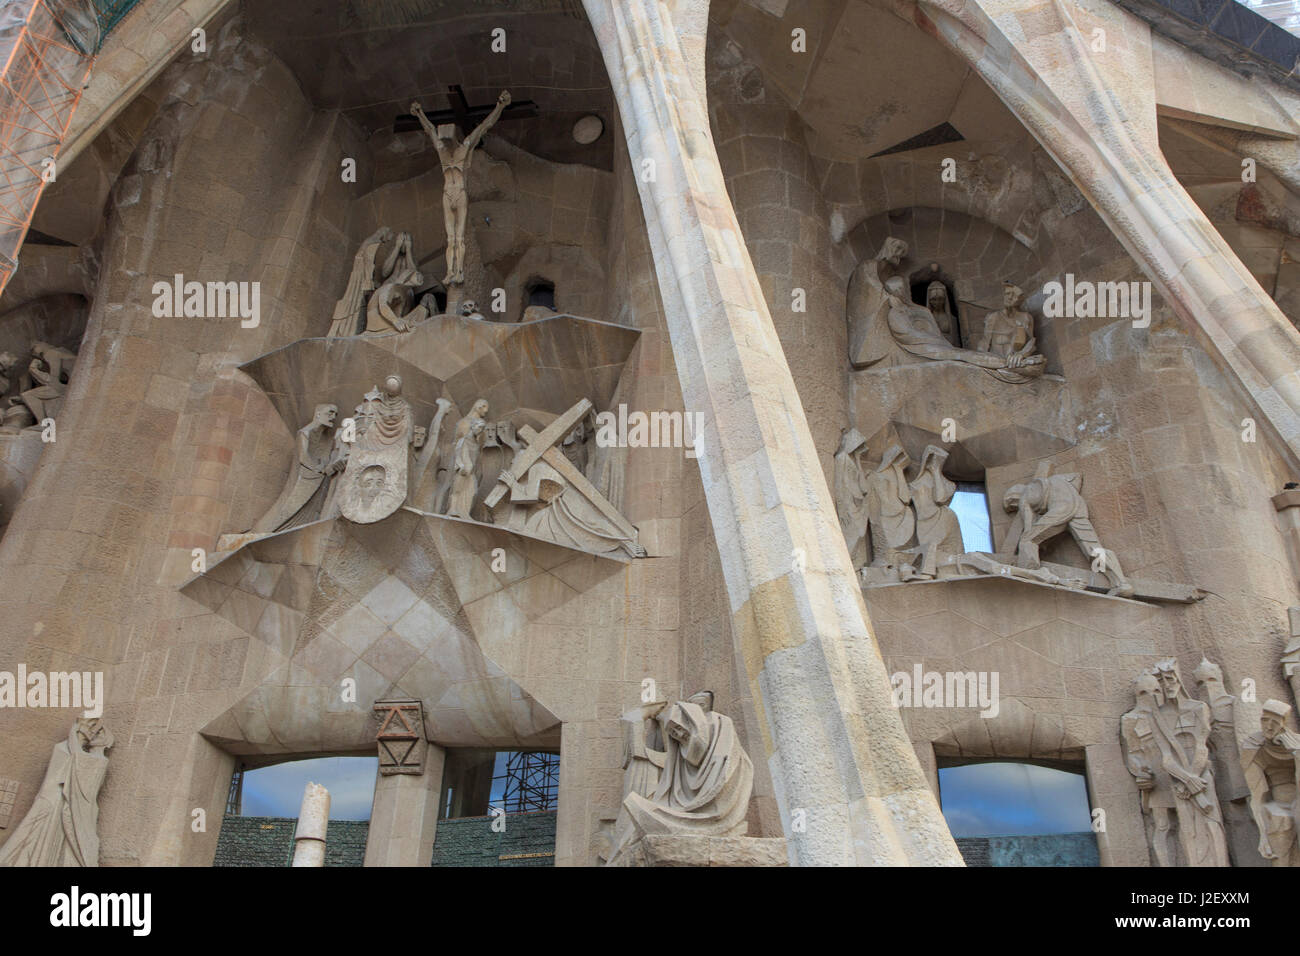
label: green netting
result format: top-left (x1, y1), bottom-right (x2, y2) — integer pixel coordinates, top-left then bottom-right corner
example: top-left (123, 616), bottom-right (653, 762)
top-left (90, 0), bottom-right (140, 44)
top-left (47, 0), bottom-right (143, 54)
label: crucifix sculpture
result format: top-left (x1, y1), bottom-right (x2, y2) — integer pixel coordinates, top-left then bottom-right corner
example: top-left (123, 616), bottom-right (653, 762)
top-left (409, 88), bottom-right (513, 286)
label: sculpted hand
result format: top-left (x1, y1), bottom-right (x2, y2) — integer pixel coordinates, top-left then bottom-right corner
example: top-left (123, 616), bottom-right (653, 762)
top-left (498, 90), bottom-right (512, 106)
top-left (410, 101), bottom-right (424, 115)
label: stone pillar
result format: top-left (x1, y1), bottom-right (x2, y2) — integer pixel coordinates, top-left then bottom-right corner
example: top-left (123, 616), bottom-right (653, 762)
top-left (584, 0), bottom-right (962, 865)
top-left (291, 782), bottom-right (329, 867)
top-left (364, 746), bottom-right (445, 867)
top-left (917, 0), bottom-right (1300, 464)
top-left (364, 699), bottom-right (444, 866)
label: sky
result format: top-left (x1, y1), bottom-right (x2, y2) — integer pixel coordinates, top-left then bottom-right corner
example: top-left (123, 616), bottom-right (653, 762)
top-left (1244, 0), bottom-right (1300, 37)
top-left (938, 762), bottom-right (1093, 838)
top-left (240, 756), bottom-right (379, 820)
top-left (950, 486), bottom-right (994, 553)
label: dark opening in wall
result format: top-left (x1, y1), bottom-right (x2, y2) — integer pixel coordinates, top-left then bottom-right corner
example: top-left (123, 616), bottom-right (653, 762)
top-left (910, 276), bottom-right (962, 348)
top-left (526, 279), bottom-right (556, 311)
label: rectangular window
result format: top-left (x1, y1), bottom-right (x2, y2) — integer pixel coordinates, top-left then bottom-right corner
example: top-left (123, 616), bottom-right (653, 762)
top-left (950, 481), bottom-right (994, 553)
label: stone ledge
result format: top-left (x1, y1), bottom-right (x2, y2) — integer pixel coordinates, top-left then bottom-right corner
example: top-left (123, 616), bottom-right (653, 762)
top-left (606, 835), bottom-right (789, 867)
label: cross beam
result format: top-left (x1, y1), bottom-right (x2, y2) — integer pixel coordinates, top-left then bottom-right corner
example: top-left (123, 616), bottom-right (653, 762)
top-left (395, 85), bottom-right (538, 136)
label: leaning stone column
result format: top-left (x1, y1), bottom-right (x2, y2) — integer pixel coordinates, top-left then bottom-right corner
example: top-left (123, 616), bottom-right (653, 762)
top-left (584, 0), bottom-right (962, 865)
top-left (915, 0), bottom-right (1300, 464)
top-left (291, 782), bottom-right (330, 867)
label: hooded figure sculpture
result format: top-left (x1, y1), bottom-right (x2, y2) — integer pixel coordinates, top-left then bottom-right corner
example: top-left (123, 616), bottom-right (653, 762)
top-left (609, 695), bottom-right (754, 858)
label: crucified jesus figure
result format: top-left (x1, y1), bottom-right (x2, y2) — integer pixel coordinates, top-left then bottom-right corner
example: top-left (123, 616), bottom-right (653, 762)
top-left (410, 90), bottom-right (511, 286)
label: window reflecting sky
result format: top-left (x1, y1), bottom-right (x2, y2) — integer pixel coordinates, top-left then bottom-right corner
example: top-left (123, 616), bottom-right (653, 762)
top-left (950, 485), bottom-right (993, 553)
top-left (938, 762), bottom-right (1092, 837)
top-left (240, 756), bottom-right (378, 820)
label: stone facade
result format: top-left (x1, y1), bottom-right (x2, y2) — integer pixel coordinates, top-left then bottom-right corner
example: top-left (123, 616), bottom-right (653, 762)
top-left (1, 0), bottom-right (1299, 869)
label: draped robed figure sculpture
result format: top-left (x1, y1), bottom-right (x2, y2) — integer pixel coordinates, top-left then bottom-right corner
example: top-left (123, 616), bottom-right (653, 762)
top-left (0, 718), bottom-right (113, 867)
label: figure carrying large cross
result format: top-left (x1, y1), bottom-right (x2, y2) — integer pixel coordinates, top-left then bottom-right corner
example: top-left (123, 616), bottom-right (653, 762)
top-left (410, 90), bottom-right (511, 287)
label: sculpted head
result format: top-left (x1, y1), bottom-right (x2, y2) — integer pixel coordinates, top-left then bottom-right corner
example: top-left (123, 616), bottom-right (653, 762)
top-left (1134, 672), bottom-right (1161, 706)
top-left (1193, 658), bottom-right (1222, 686)
top-left (461, 299), bottom-right (479, 316)
top-left (884, 275), bottom-right (909, 302)
top-left (664, 701), bottom-right (711, 767)
top-left (383, 375), bottom-right (402, 398)
top-left (877, 444), bottom-right (909, 473)
top-left (1262, 700), bottom-right (1292, 741)
top-left (1002, 283), bottom-right (1025, 309)
top-left (75, 716), bottom-right (113, 752)
top-left (878, 238), bottom-right (907, 266)
top-left (926, 281), bottom-right (949, 311)
top-left (917, 445), bottom-right (949, 476)
top-left (470, 398), bottom-right (489, 419)
top-left (1152, 659), bottom-right (1185, 703)
top-left (312, 404), bottom-right (338, 429)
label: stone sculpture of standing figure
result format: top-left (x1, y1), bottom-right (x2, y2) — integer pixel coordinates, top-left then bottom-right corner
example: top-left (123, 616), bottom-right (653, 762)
top-left (327, 227), bottom-right (393, 337)
top-left (410, 91), bottom-right (511, 285)
top-left (444, 398), bottom-right (490, 519)
top-left (1121, 672), bottom-right (1177, 866)
top-left (908, 445), bottom-right (965, 578)
top-left (248, 403), bottom-right (341, 534)
top-left (864, 445), bottom-right (914, 568)
top-left (1150, 659), bottom-right (1230, 866)
top-left (847, 237), bottom-right (908, 368)
top-left (0, 718), bottom-right (113, 867)
top-left (833, 428), bottom-right (870, 570)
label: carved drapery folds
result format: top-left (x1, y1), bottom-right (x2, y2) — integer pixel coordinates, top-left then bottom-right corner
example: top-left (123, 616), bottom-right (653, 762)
top-left (603, 692), bottom-right (757, 865)
top-left (0, 718), bottom-right (113, 867)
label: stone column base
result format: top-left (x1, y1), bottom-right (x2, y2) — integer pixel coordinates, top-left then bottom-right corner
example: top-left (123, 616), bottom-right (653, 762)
top-left (606, 835), bottom-right (788, 867)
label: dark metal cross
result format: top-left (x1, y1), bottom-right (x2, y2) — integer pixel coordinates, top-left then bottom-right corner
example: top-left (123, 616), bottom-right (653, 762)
top-left (395, 85), bottom-right (537, 137)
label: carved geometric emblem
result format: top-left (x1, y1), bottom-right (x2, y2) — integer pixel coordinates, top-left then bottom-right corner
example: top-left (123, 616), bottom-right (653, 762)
top-left (373, 699), bottom-right (425, 775)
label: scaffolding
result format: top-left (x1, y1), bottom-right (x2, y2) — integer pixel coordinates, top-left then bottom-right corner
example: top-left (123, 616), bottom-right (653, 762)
top-left (493, 751), bottom-right (559, 813)
top-left (0, 0), bottom-right (141, 298)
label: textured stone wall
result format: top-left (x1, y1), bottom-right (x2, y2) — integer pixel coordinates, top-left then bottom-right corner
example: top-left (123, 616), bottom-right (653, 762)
top-left (429, 811), bottom-right (557, 867)
top-left (955, 832), bottom-right (1099, 867)
top-left (213, 816), bottom-right (369, 867)
top-left (0, 17), bottom-right (360, 865)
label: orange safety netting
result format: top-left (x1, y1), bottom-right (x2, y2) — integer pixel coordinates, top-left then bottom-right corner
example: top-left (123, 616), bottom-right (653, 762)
top-left (0, 0), bottom-right (98, 298)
